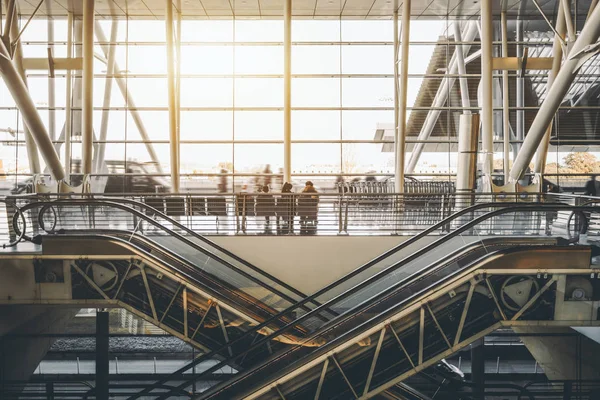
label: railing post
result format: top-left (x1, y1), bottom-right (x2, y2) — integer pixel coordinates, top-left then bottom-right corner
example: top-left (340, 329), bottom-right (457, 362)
top-left (563, 381), bottom-right (572, 400)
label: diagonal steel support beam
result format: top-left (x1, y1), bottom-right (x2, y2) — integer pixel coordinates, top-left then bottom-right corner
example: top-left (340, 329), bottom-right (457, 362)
top-left (0, 8), bottom-right (64, 180)
top-left (314, 358), bottom-right (329, 400)
top-left (94, 21), bottom-right (164, 175)
top-left (454, 281), bottom-right (476, 346)
top-left (140, 266), bottom-right (158, 321)
top-left (363, 327), bottom-right (386, 395)
top-left (94, 19), bottom-right (118, 174)
top-left (512, 277), bottom-right (556, 320)
top-left (331, 355), bottom-right (358, 399)
top-left (406, 22), bottom-right (478, 173)
top-left (6, 0), bottom-right (40, 174)
top-left (511, 4), bottom-right (600, 181)
top-left (533, 1), bottom-right (566, 174)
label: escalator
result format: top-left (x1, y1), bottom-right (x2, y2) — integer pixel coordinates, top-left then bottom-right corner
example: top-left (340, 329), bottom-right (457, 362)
top-left (12, 198), bottom-right (599, 399)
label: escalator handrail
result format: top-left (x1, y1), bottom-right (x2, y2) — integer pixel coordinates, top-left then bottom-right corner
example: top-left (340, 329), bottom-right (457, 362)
top-left (15, 197), bottom-right (309, 308)
top-left (133, 202), bottom-right (587, 399)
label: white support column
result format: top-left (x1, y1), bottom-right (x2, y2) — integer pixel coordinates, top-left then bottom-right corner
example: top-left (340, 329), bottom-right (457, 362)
top-left (511, 4), bottom-right (600, 181)
top-left (0, 40), bottom-right (64, 181)
top-left (47, 1), bottom-right (56, 143)
top-left (405, 22), bottom-right (478, 173)
top-left (283, 0), bottom-right (292, 184)
top-left (480, 0), bottom-right (494, 176)
top-left (393, 7), bottom-right (399, 190)
top-left (65, 12), bottom-right (73, 179)
top-left (453, 22), bottom-right (471, 113)
top-left (94, 20), bottom-right (118, 174)
top-left (166, 0), bottom-right (180, 192)
top-left (8, 0), bottom-right (41, 174)
top-left (82, 0), bottom-right (95, 175)
top-left (533, 2), bottom-right (566, 174)
top-left (561, 0), bottom-right (576, 42)
top-left (395, 0), bottom-right (410, 193)
top-left (501, 11), bottom-right (510, 180)
top-left (516, 19), bottom-right (524, 154)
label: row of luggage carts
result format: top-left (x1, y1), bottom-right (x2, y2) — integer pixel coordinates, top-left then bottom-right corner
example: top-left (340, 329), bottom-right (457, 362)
top-left (336, 180), bottom-right (456, 230)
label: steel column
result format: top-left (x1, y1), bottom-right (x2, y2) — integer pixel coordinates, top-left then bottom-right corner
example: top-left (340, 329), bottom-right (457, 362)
top-left (453, 21), bottom-right (471, 113)
top-left (94, 22), bottom-right (163, 174)
top-left (166, 0), bottom-right (180, 192)
top-left (283, 0), bottom-right (292, 184)
top-left (501, 12), bottom-right (510, 180)
top-left (405, 22), bottom-right (478, 173)
top-left (480, 0), bottom-right (494, 176)
top-left (65, 13), bottom-right (73, 178)
top-left (46, 1), bottom-right (55, 143)
top-left (393, 7), bottom-right (400, 191)
top-left (82, 0), bottom-right (95, 175)
top-left (471, 338), bottom-right (485, 400)
top-left (395, 0), bottom-right (410, 193)
top-left (456, 114), bottom-right (479, 201)
top-left (94, 20), bottom-right (118, 174)
top-left (533, 2), bottom-right (566, 174)
top-left (0, 22), bottom-right (64, 180)
top-left (511, 3), bottom-right (600, 181)
top-left (96, 310), bottom-right (109, 400)
top-left (516, 19), bottom-right (523, 154)
top-left (7, 0), bottom-right (41, 174)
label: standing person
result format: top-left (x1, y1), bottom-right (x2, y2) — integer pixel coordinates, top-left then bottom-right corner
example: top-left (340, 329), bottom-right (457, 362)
top-left (263, 164), bottom-right (272, 188)
top-left (218, 168), bottom-right (228, 193)
top-left (299, 181), bottom-right (319, 235)
top-left (256, 184), bottom-right (275, 234)
top-left (278, 182), bottom-right (294, 234)
top-left (236, 184), bottom-right (249, 233)
top-left (584, 175), bottom-right (599, 196)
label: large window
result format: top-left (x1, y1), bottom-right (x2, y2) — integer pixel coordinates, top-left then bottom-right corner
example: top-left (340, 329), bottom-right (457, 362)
top-left (3, 14), bottom-right (594, 193)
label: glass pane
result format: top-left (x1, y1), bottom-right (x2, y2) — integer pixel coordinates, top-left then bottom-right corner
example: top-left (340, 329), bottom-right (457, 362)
top-left (292, 144), bottom-right (340, 173)
top-left (181, 46), bottom-right (233, 74)
top-left (341, 78), bottom-right (393, 107)
top-left (292, 78), bottom-right (340, 107)
top-left (293, 46), bottom-right (341, 74)
top-left (292, 110), bottom-right (340, 140)
top-left (180, 144), bottom-right (233, 174)
top-left (181, 111), bottom-right (233, 141)
top-left (181, 78), bottom-right (233, 107)
top-left (235, 78), bottom-right (282, 107)
top-left (235, 111), bottom-right (282, 141)
top-left (235, 46), bottom-right (283, 74)
top-left (234, 144), bottom-right (283, 173)
top-left (341, 45), bottom-right (393, 74)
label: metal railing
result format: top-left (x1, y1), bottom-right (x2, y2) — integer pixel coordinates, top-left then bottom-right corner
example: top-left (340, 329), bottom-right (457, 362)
top-left (4, 191), bottom-right (563, 238)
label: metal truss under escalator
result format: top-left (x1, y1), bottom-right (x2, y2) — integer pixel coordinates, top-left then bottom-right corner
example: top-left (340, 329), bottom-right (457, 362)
top-left (208, 245), bottom-right (599, 400)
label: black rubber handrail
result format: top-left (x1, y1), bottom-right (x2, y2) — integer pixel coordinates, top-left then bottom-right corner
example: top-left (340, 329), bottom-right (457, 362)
top-left (132, 202), bottom-right (581, 399)
top-left (15, 198), bottom-right (309, 309)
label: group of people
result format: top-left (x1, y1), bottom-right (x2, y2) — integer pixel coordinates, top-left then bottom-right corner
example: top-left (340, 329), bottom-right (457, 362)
top-left (236, 181), bottom-right (320, 235)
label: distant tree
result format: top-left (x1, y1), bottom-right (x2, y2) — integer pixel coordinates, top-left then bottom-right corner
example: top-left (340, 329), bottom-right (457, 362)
top-left (563, 152), bottom-right (600, 173)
